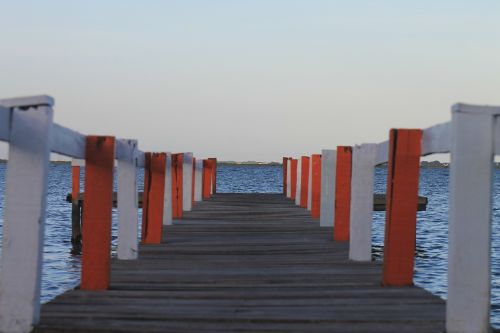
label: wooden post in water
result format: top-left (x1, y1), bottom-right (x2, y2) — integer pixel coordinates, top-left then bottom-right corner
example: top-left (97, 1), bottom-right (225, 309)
top-left (447, 104), bottom-right (499, 333)
top-left (300, 156), bottom-right (310, 208)
top-left (0, 96), bottom-right (53, 333)
top-left (172, 153), bottom-right (183, 218)
top-left (333, 146), bottom-right (352, 241)
top-left (282, 157), bottom-right (288, 196)
top-left (141, 152), bottom-right (167, 244)
top-left (349, 144), bottom-right (377, 261)
top-left (81, 136), bottom-right (115, 291)
top-left (202, 159), bottom-right (212, 199)
top-left (320, 149), bottom-right (336, 227)
top-left (290, 159), bottom-right (298, 200)
top-left (71, 159), bottom-right (83, 253)
top-left (382, 129), bottom-right (422, 286)
top-left (209, 157), bottom-right (217, 194)
top-left (311, 154), bottom-right (322, 218)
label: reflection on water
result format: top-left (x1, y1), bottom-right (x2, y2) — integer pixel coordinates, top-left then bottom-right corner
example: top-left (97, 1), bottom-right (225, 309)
top-left (0, 163), bottom-right (499, 327)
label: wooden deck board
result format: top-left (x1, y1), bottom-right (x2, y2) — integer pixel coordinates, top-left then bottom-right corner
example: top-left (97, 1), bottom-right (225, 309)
top-left (34, 193), bottom-right (446, 333)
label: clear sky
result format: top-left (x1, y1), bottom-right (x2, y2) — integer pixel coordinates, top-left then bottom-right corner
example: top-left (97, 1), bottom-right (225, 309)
top-left (1, 1), bottom-right (499, 161)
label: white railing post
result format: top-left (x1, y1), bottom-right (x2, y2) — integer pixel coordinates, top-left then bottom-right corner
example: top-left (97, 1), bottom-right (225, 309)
top-left (0, 96), bottom-right (54, 333)
top-left (182, 152), bottom-right (193, 211)
top-left (320, 149), bottom-right (336, 227)
top-left (194, 159), bottom-right (203, 202)
top-left (447, 104), bottom-right (499, 333)
top-left (117, 140), bottom-right (139, 260)
top-left (163, 152), bottom-right (173, 225)
top-left (349, 144), bottom-right (377, 261)
top-left (295, 158), bottom-right (302, 205)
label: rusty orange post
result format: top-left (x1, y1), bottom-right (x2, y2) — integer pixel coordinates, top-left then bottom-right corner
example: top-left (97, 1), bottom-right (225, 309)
top-left (311, 154), bottom-right (322, 218)
top-left (202, 159), bottom-right (212, 199)
top-left (382, 129), bottom-right (422, 286)
top-left (171, 153), bottom-right (183, 218)
top-left (333, 146), bottom-right (352, 241)
top-left (290, 159), bottom-right (298, 200)
top-left (209, 157), bottom-right (217, 194)
top-left (81, 136), bottom-right (115, 291)
top-left (282, 157), bottom-right (288, 195)
top-left (141, 153), bottom-right (167, 244)
top-left (300, 156), bottom-right (310, 208)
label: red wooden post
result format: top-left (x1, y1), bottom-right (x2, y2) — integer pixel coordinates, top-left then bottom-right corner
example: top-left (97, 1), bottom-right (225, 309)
top-left (192, 157), bottom-right (196, 205)
top-left (81, 136), bottom-right (115, 291)
top-left (300, 156), bottom-right (310, 208)
top-left (209, 157), bottom-right (217, 194)
top-left (171, 153), bottom-right (183, 218)
top-left (282, 157), bottom-right (288, 196)
top-left (333, 146), bottom-right (352, 241)
top-left (311, 154), bottom-right (322, 218)
top-left (382, 129), bottom-right (422, 286)
top-left (290, 159), bottom-right (298, 200)
top-left (141, 153), bottom-right (167, 244)
top-left (202, 159), bottom-right (212, 199)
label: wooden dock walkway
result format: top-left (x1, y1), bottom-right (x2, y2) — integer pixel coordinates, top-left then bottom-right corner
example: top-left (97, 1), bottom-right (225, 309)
top-left (34, 194), bottom-right (445, 333)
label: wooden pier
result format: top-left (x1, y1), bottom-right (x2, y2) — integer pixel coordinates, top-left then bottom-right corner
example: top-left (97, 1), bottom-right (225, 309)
top-left (34, 194), bottom-right (445, 333)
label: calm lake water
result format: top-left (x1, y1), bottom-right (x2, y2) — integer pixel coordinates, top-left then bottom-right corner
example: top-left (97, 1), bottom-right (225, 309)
top-left (0, 163), bottom-right (499, 327)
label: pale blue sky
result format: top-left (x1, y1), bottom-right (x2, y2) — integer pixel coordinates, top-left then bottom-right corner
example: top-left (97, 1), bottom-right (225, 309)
top-left (1, 1), bottom-right (499, 161)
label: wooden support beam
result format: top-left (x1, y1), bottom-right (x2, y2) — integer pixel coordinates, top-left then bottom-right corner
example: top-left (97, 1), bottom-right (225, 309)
top-left (71, 164), bottom-right (82, 253)
top-left (295, 158), bottom-right (302, 205)
top-left (194, 159), bottom-right (203, 202)
top-left (141, 152), bottom-right (167, 244)
top-left (183, 152), bottom-right (193, 212)
top-left (310, 154), bottom-right (322, 217)
top-left (333, 146), bottom-right (352, 241)
top-left (162, 153), bottom-right (173, 225)
top-left (382, 129), bottom-right (422, 286)
top-left (81, 136), bottom-right (115, 291)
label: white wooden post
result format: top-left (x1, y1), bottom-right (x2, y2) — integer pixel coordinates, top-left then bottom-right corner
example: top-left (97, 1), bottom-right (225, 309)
top-left (320, 149), bottom-right (336, 227)
top-left (307, 157), bottom-right (312, 211)
top-left (447, 103), bottom-right (500, 333)
top-left (0, 96), bottom-right (54, 333)
top-left (194, 159), bottom-right (203, 202)
top-left (295, 158), bottom-right (302, 205)
top-left (182, 152), bottom-right (193, 211)
top-left (163, 153), bottom-right (173, 225)
top-left (349, 144), bottom-right (377, 261)
top-left (117, 140), bottom-right (139, 260)
top-left (286, 159), bottom-right (292, 198)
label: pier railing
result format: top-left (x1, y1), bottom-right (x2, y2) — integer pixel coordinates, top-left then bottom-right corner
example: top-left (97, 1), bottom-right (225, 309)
top-left (284, 103), bottom-right (499, 333)
top-left (0, 95), bottom-right (217, 333)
